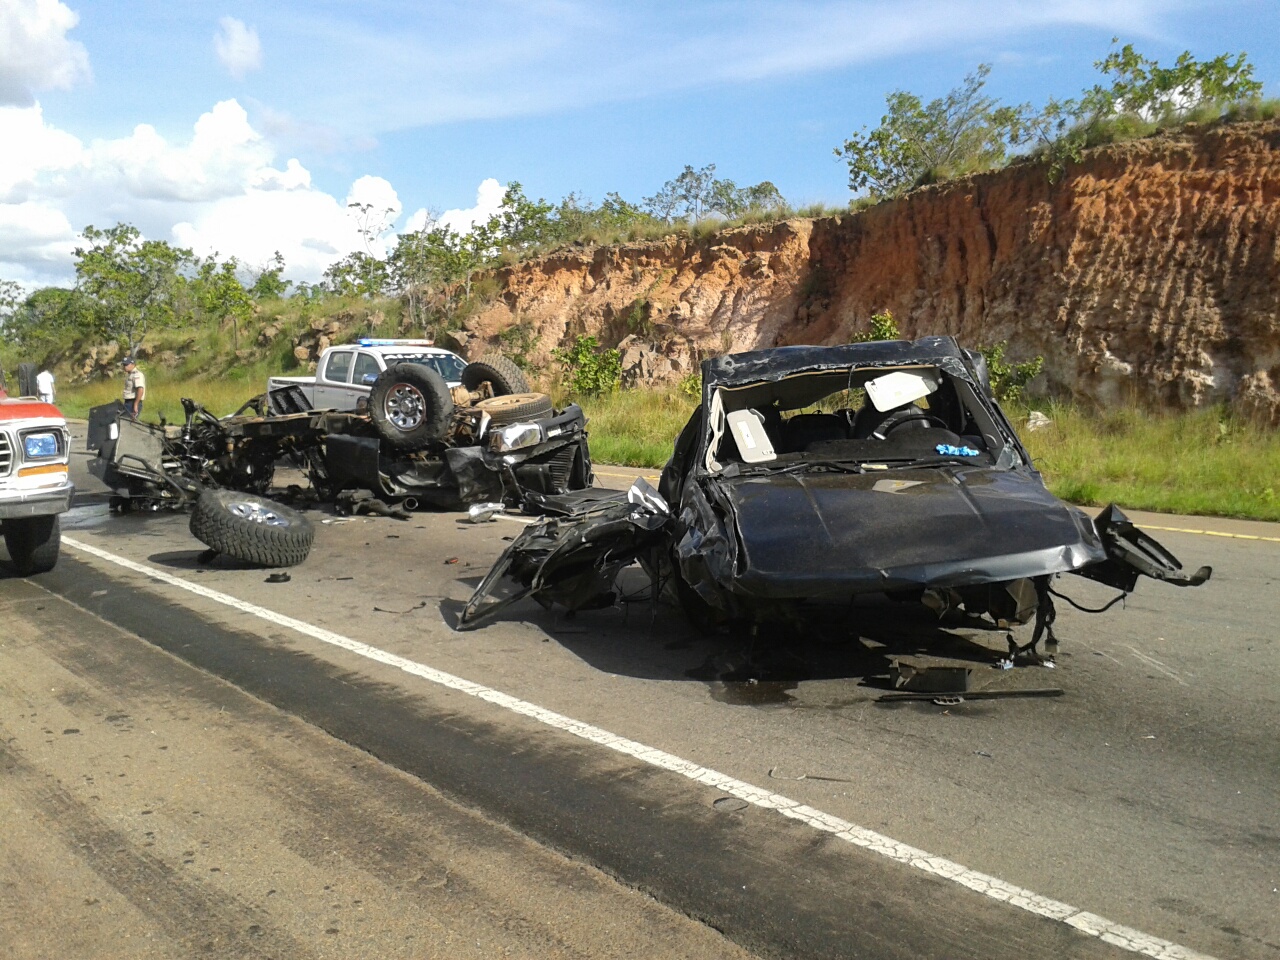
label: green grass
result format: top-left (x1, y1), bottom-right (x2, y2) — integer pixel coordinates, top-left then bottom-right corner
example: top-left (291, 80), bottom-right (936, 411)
top-left (1016, 400), bottom-right (1280, 521)
top-left (56, 371), bottom-right (268, 423)
top-left (562, 387), bottom-right (697, 469)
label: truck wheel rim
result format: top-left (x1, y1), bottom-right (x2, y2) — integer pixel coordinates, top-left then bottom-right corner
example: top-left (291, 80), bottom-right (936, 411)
top-left (228, 500), bottom-right (289, 526)
top-left (385, 384), bottom-right (425, 429)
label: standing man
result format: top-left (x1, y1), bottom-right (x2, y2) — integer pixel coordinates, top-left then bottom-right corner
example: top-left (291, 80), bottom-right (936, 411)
top-left (36, 369), bottom-right (55, 404)
top-left (121, 355), bottom-right (146, 419)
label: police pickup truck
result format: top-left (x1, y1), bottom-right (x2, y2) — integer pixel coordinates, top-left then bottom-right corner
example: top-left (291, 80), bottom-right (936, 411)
top-left (268, 339), bottom-right (467, 412)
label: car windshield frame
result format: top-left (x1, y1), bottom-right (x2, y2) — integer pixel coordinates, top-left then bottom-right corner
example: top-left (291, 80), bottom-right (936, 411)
top-left (693, 339), bottom-right (1023, 479)
top-left (387, 352), bottom-right (468, 382)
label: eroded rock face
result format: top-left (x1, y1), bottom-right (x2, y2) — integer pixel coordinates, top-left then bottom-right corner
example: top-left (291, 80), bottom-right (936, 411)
top-left (468, 120), bottom-right (1280, 423)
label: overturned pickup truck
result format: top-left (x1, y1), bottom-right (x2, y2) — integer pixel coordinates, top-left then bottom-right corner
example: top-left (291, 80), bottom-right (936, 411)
top-left (89, 354), bottom-right (592, 562)
top-left (462, 337), bottom-right (1209, 661)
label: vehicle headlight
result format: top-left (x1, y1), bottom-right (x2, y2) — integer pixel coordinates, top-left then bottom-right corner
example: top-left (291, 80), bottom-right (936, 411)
top-left (488, 422), bottom-right (542, 453)
top-left (23, 432), bottom-right (59, 459)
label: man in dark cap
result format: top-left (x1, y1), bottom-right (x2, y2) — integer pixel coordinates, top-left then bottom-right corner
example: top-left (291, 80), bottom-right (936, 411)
top-left (121, 355), bottom-right (146, 419)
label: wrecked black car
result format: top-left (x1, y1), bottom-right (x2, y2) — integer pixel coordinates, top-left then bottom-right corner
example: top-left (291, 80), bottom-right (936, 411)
top-left (88, 353), bottom-right (593, 517)
top-left (461, 337), bottom-right (1209, 662)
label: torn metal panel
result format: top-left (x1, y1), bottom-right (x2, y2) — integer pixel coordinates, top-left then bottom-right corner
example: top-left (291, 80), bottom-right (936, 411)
top-left (459, 485), bottom-right (671, 630)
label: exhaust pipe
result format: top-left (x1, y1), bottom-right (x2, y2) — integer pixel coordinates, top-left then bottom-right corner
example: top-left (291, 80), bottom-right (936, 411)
top-left (401, 496), bottom-right (419, 511)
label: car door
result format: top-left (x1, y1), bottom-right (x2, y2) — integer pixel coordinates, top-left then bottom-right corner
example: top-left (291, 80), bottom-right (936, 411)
top-left (351, 351), bottom-right (383, 396)
top-left (315, 349), bottom-right (355, 409)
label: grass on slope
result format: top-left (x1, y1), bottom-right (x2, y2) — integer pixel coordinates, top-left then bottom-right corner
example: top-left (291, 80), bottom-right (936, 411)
top-left (1015, 400), bottom-right (1280, 521)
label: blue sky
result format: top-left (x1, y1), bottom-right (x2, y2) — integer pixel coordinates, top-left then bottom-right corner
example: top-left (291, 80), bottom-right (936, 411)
top-left (2, 0), bottom-right (1277, 287)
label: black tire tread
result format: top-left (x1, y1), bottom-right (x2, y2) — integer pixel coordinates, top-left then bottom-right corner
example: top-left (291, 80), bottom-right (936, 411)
top-left (4, 514), bottom-right (60, 575)
top-left (461, 355), bottom-right (529, 396)
top-left (189, 489), bottom-right (314, 567)
top-left (17, 362), bottom-right (38, 398)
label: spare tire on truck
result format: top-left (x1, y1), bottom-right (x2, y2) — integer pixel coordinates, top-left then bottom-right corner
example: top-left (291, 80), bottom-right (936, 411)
top-left (474, 392), bottom-right (554, 426)
top-left (461, 355), bottom-right (529, 397)
top-left (3, 515), bottom-right (60, 575)
top-left (369, 362), bottom-right (454, 450)
top-left (17, 362), bottom-right (38, 399)
top-left (189, 489), bottom-right (314, 567)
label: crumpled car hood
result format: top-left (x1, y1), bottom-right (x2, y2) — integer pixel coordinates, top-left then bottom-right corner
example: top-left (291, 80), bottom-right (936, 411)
top-left (718, 465), bottom-right (1106, 596)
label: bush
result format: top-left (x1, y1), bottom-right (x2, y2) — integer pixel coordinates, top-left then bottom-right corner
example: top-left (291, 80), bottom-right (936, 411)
top-left (980, 341), bottom-right (1044, 402)
top-left (852, 310), bottom-right (900, 342)
top-left (551, 335), bottom-right (622, 397)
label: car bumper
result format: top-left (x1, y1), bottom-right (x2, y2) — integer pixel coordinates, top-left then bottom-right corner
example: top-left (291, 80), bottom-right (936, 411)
top-left (0, 482), bottom-right (75, 519)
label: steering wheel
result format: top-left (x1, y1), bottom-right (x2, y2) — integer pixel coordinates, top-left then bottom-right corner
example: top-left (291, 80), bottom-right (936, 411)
top-left (873, 409), bottom-right (949, 438)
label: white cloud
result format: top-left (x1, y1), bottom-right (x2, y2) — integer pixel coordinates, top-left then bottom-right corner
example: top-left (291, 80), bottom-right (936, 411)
top-left (0, 97), bottom-right (404, 284)
top-left (89, 100), bottom-right (275, 202)
top-left (0, 201), bottom-right (76, 260)
top-left (214, 16), bottom-right (262, 80)
top-left (0, 103), bottom-right (86, 201)
top-left (0, 0), bottom-right (90, 106)
top-left (405, 178), bottom-right (505, 235)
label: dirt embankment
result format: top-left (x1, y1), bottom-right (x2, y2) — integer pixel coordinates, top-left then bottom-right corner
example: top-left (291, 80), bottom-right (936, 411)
top-left (465, 120), bottom-right (1280, 421)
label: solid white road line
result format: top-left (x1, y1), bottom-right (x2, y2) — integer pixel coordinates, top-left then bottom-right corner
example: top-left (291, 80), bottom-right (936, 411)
top-left (62, 535), bottom-right (1217, 960)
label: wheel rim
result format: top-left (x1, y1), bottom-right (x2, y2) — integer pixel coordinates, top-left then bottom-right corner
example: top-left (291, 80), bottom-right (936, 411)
top-left (227, 500), bottom-right (290, 527)
top-left (384, 383), bottom-right (426, 430)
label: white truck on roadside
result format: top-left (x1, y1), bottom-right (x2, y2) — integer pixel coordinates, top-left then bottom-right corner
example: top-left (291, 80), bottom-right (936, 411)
top-left (268, 339), bottom-right (469, 412)
top-left (0, 389), bottom-right (73, 575)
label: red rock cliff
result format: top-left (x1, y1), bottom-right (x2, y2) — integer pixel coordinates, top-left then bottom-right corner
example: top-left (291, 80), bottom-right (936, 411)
top-left (467, 119), bottom-right (1280, 421)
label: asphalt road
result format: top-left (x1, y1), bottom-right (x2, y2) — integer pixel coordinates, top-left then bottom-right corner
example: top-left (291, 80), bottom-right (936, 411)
top-left (1, 440), bottom-right (1277, 959)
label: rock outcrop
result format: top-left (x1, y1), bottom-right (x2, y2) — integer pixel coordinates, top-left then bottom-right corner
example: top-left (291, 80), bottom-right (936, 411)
top-left (466, 119), bottom-right (1280, 422)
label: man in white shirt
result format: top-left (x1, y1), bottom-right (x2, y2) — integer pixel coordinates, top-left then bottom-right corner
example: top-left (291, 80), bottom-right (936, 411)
top-left (36, 369), bottom-right (55, 404)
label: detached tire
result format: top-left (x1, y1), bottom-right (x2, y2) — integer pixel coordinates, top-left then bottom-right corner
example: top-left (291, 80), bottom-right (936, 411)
top-left (461, 354), bottom-right (529, 396)
top-left (17, 362), bottom-right (38, 398)
top-left (190, 489), bottom-right (314, 567)
top-left (4, 515), bottom-right (60, 575)
top-left (475, 392), bottom-right (554, 426)
top-left (369, 363), bottom-right (454, 450)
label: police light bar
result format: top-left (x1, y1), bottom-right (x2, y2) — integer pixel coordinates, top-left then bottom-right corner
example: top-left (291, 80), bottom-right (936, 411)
top-left (356, 338), bottom-right (436, 347)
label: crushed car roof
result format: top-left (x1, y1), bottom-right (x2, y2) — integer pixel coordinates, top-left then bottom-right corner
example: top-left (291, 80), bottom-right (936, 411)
top-left (702, 336), bottom-right (976, 389)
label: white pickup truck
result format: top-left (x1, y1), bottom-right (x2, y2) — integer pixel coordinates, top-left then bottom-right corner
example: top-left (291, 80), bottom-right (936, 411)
top-left (268, 339), bottom-right (469, 412)
top-left (0, 393), bottom-right (73, 574)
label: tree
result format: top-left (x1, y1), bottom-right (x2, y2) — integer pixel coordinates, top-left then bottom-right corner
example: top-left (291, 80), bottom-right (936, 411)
top-left (348, 201), bottom-right (397, 255)
top-left (74, 223), bottom-right (194, 354)
top-left (1086, 42), bottom-right (1262, 122)
top-left (248, 251), bottom-right (292, 300)
top-left (644, 164), bottom-right (720, 224)
top-left (835, 65), bottom-right (1022, 198)
top-left (642, 179), bottom-right (683, 224)
top-left (708, 179), bottom-right (787, 219)
top-left (322, 251), bottom-right (390, 297)
top-left (492, 182), bottom-right (558, 253)
top-left (195, 256), bottom-right (254, 350)
top-left (388, 224), bottom-right (492, 325)
top-left (1011, 44), bottom-right (1265, 181)
top-left (646, 166), bottom-right (788, 223)
top-left (3, 286), bottom-right (93, 355)
top-left (0, 280), bottom-right (20, 328)
top-left (597, 192), bottom-right (654, 230)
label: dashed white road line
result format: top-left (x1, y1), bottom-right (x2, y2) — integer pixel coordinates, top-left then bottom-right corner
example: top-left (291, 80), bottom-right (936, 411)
top-left (62, 535), bottom-right (1218, 960)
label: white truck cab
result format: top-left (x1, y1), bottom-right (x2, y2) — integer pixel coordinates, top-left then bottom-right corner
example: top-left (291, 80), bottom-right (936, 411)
top-left (268, 339), bottom-right (468, 412)
top-left (0, 396), bottom-right (73, 574)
